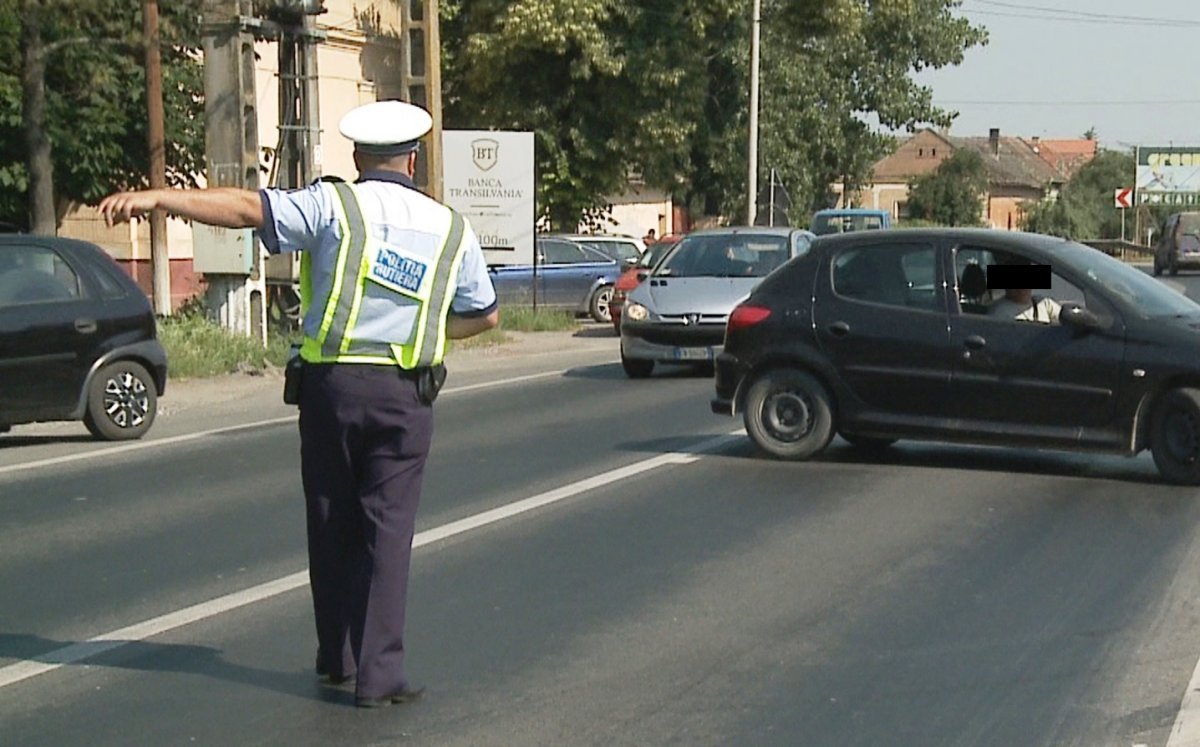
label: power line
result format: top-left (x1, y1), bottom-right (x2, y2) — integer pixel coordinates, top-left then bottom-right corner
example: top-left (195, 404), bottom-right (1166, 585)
top-left (937, 99), bottom-right (1200, 106)
top-left (964, 8), bottom-right (1198, 27)
top-left (971, 0), bottom-right (1198, 25)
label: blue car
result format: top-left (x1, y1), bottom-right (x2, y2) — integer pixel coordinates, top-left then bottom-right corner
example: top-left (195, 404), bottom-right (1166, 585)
top-left (489, 236), bottom-right (625, 322)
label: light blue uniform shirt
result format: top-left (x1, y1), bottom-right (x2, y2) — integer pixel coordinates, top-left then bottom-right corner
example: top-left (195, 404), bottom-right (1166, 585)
top-left (257, 171), bottom-right (497, 346)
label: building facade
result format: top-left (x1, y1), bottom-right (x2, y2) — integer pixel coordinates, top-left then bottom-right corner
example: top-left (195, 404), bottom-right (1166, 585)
top-left (840, 127), bottom-right (1097, 230)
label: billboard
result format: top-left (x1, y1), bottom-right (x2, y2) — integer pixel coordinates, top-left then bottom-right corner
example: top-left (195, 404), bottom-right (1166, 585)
top-left (443, 130), bottom-right (535, 265)
top-left (1136, 146), bottom-right (1200, 206)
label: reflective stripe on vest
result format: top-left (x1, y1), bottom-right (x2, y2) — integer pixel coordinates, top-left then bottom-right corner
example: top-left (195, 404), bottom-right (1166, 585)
top-left (299, 181), bottom-right (467, 368)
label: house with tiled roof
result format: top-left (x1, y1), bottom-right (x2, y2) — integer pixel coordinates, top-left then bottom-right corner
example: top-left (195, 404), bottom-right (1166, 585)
top-left (839, 128), bottom-right (1096, 230)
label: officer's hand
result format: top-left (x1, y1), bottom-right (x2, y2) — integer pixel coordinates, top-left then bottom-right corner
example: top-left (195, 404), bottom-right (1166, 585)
top-left (97, 190), bottom-right (159, 227)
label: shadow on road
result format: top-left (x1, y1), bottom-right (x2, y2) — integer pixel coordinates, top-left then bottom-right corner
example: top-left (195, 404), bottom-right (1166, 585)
top-left (572, 325), bottom-right (617, 339)
top-left (0, 633), bottom-right (349, 706)
top-left (0, 434), bottom-right (95, 449)
top-left (620, 430), bottom-right (1169, 486)
top-left (564, 361), bottom-right (713, 381)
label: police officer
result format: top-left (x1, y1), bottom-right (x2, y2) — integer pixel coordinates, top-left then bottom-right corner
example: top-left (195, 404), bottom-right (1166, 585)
top-left (98, 100), bottom-right (500, 708)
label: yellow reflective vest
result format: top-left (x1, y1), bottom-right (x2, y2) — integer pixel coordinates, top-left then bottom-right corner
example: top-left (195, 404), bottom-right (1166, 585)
top-left (298, 181), bottom-right (468, 369)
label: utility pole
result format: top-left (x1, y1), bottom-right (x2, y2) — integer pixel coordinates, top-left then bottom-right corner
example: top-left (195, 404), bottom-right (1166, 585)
top-left (143, 0), bottom-right (171, 316)
top-left (746, 0), bottom-right (761, 226)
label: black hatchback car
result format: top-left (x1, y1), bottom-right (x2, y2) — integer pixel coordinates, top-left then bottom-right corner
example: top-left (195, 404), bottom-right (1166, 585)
top-left (0, 235), bottom-right (167, 440)
top-left (711, 228), bottom-right (1200, 484)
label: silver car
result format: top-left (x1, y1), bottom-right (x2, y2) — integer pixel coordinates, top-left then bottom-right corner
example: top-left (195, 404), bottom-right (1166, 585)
top-left (619, 227), bottom-right (814, 377)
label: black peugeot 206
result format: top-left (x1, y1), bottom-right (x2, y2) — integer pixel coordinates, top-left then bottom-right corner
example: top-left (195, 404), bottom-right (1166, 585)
top-left (711, 228), bottom-right (1200, 484)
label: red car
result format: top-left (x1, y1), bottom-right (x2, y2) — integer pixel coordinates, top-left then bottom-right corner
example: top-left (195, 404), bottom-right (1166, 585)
top-left (610, 234), bottom-right (683, 333)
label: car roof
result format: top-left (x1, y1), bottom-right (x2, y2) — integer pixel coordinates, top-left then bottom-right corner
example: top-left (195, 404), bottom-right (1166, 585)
top-left (0, 234), bottom-right (105, 254)
top-left (812, 208), bottom-right (888, 217)
top-left (807, 227), bottom-right (1106, 267)
top-left (546, 233), bottom-right (641, 242)
top-left (679, 226), bottom-right (810, 239)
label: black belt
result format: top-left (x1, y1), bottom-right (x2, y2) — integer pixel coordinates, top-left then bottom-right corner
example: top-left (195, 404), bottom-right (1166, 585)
top-left (304, 361), bottom-right (428, 380)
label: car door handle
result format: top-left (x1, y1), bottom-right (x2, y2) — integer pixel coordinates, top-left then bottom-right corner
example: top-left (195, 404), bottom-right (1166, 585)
top-left (827, 321), bottom-right (851, 337)
top-left (963, 334), bottom-right (986, 350)
top-left (74, 318), bottom-right (97, 334)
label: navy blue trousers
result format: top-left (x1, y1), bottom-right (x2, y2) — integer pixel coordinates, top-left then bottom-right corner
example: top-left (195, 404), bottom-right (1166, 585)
top-left (298, 363), bottom-right (433, 700)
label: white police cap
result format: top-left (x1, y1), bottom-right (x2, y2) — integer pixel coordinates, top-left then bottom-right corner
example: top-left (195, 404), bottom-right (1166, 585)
top-left (338, 100), bottom-right (433, 156)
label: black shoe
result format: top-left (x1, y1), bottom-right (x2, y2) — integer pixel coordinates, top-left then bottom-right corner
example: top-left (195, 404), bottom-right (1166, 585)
top-left (355, 684), bottom-right (425, 708)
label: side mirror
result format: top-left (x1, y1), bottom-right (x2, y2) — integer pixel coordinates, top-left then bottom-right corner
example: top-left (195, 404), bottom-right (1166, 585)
top-left (635, 270), bottom-right (649, 281)
top-left (1060, 302), bottom-right (1102, 332)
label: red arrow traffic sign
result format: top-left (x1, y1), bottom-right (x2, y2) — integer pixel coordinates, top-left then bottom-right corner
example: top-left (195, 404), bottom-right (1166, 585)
top-left (1114, 187), bottom-right (1133, 209)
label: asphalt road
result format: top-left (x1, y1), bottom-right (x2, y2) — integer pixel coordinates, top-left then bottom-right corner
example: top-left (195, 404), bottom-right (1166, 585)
top-left (4, 275), bottom-right (1200, 746)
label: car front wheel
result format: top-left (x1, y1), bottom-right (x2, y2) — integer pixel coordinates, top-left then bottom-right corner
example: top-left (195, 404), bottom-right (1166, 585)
top-left (743, 368), bottom-right (834, 460)
top-left (83, 360), bottom-right (157, 441)
top-left (590, 285), bottom-right (614, 323)
top-left (1150, 388), bottom-right (1200, 485)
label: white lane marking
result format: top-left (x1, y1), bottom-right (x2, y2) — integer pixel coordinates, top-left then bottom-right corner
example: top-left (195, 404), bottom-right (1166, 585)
top-left (0, 430), bottom-right (742, 690)
top-left (0, 367), bottom-right (606, 479)
top-left (1168, 652), bottom-right (1200, 746)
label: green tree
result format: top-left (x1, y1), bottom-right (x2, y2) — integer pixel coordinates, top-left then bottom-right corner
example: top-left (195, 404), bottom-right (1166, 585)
top-left (906, 148), bottom-right (987, 226)
top-left (441, 0), bottom-right (986, 229)
top-left (1021, 150), bottom-right (1144, 239)
top-left (0, 0), bottom-right (204, 233)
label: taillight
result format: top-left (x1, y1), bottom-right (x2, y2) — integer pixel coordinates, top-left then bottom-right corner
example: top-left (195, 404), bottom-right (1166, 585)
top-left (727, 304), bottom-right (771, 332)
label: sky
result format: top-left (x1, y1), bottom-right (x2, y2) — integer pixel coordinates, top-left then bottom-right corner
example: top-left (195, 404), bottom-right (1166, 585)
top-left (914, 0), bottom-right (1199, 151)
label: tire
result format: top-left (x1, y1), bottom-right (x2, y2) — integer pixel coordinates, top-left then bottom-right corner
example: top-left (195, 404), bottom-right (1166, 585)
top-left (621, 350), bottom-right (654, 379)
top-left (589, 285), bottom-right (614, 323)
top-left (1170, 256), bottom-right (1179, 276)
top-left (839, 432), bottom-right (896, 450)
top-left (742, 368), bottom-right (834, 460)
top-left (1150, 388), bottom-right (1200, 485)
top-left (83, 360), bottom-right (157, 441)
top-left (1153, 259), bottom-right (1163, 277)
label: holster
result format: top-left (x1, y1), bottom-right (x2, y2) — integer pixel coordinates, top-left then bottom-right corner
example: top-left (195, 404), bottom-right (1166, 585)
top-left (283, 346), bottom-right (304, 405)
top-left (416, 363), bottom-right (447, 405)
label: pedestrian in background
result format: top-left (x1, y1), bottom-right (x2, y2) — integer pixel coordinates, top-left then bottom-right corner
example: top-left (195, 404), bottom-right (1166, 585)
top-left (98, 100), bottom-right (499, 708)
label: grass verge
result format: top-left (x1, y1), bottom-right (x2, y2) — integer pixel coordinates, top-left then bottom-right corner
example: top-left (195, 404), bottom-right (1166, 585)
top-left (159, 306), bottom-right (580, 379)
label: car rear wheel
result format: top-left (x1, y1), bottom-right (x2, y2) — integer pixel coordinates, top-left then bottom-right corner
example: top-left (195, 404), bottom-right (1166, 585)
top-left (83, 360), bottom-right (157, 441)
top-left (1170, 256), bottom-right (1180, 276)
top-left (621, 350), bottom-right (654, 378)
top-left (589, 285), bottom-right (614, 323)
top-left (839, 432), bottom-right (896, 450)
top-left (1150, 388), bottom-right (1200, 485)
top-left (743, 368), bottom-right (834, 460)
top-left (1153, 258), bottom-right (1163, 276)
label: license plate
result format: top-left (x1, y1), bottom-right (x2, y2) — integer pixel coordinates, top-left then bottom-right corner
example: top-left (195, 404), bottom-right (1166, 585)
top-left (674, 346), bottom-right (713, 361)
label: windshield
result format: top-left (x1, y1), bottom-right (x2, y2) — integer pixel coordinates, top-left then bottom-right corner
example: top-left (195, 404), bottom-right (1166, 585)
top-left (638, 239), bottom-right (676, 269)
top-left (1058, 241), bottom-right (1200, 317)
top-left (656, 234), bottom-right (790, 278)
top-left (811, 213), bottom-right (885, 236)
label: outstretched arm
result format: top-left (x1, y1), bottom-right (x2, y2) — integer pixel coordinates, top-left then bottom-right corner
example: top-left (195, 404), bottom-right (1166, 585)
top-left (98, 188), bottom-right (264, 229)
top-left (446, 309), bottom-right (500, 339)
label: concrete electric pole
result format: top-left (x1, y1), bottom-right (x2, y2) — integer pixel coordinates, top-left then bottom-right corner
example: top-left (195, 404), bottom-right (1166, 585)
top-left (143, 0), bottom-right (171, 316)
top-left (747, 0), bottom-right (761, 227)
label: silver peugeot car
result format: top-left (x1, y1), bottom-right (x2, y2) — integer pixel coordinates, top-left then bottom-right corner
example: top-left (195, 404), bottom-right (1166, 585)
top-left (619, 226), bottom-right (814, 377)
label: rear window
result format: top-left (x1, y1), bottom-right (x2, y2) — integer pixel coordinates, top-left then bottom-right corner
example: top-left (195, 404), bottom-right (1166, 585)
top-left (90, 254), bottom-right (132, 299)
top-left (812, 213), bottom-right (886, 236)
top-left (0, 244), bottom-right (84, 307)
top-left (582, 240), bottom-right (640, 262)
